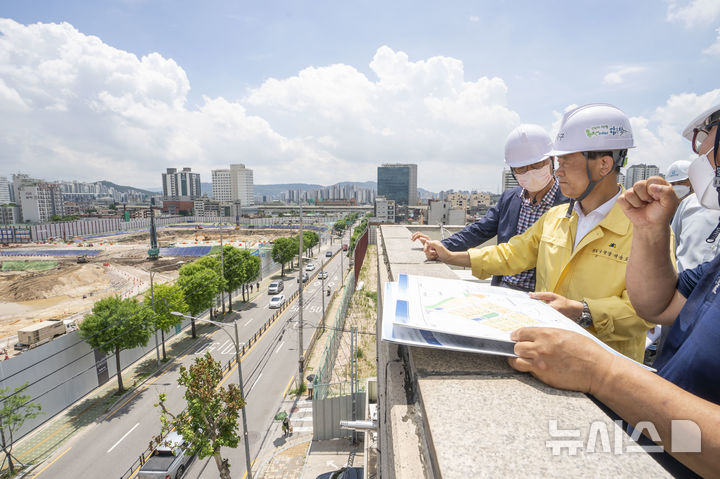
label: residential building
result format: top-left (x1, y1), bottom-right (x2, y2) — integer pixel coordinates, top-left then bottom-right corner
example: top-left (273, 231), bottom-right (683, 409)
top-left (377, 164), bottom-right (418, 206)
top-left (161, 167), bottom-right (201, 200)
top-left (447, 192), bottom-right (468, 209)
top-left (230, 163), bottom-right (254, 206)
top-left (18, 182), bottom-right (65, 222)
top-left (211, 169), bottom-right (232, 202)
top-left (0, 176), bottom-right (10, 204)
top-left (0, 205), bottom-right (21, 225)
top-left (375, 196), bottom-right (396, 223)
top-left (427, 200), bottom-right (466, 226)
top-left (502, 168), bottom-right (519, 191)
top-left (469, 192), bottom-right (491, 208)
top-left (623, 164), bottom-right (660, 189)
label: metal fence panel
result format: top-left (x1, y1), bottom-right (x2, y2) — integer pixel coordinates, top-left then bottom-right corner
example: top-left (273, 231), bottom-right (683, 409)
top-left (312, 392), bottom-right (366, 440)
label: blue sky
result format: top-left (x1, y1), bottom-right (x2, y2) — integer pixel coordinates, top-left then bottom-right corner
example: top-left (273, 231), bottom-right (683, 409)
top-left (0, 0), bottom-right (718, 191)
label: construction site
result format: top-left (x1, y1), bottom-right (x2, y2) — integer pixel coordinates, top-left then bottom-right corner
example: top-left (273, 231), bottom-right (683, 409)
top-left (0, 225), bottom-right (310, 356)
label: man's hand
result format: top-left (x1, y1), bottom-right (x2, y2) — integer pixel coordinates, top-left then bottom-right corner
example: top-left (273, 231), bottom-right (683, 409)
top-left (423, 240), bottom-right (471, 267)
top-left (529, 292), bottom-right (583, 321)
top-left (411, 233), bottom-right (438, 260)
top-left (508, 327), bottom-right (615, 394)
top-left (618, 176), bottom-right (679, 229)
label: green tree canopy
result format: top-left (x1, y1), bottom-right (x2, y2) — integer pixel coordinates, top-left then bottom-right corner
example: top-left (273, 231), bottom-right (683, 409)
top-left (177, 261), bottom-right (222, 337)
top-left (271, 237), bottom-right (296, 276)
top-left (0, 383), bottom-right (42, 475)
top-left (79, 296), bottom-right (151, 393)
top-left (143, 282), bottom-right (188, 360)
top-left (155, 353), bottom-right (245, 479)
top-left (219, 246), bottom-right (243, 311)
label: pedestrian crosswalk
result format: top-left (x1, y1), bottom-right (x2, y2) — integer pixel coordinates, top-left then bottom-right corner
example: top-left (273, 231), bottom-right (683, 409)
top-left (289, 400), bottom-right (314, 433)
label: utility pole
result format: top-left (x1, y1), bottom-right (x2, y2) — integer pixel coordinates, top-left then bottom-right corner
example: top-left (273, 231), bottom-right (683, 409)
top-left (234, 319), bottom-right (253, 479)
top-left (219, 225), bottom-right (225, 314)
top-left (150, 271), bottom-right (160, 366)
top-left (297, 203), bottom-right (304, 386)
top-left (321, 257), bottom-right (326, 333)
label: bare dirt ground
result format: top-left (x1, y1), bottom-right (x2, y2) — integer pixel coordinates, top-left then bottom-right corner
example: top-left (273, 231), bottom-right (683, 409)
top-left (0, 226), bottom-right (303, 354)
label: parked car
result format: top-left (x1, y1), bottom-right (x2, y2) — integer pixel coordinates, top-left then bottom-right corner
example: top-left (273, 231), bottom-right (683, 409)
top-left (316, 467), bottom-right (363, 479)
top-left (138, 431), bottom-right (194, 479)
top-left (268, 281), bottom-right (284, 294)
top-left (305, 263), bottom-right (315, 271)
top-left (325, 250), bottom-right (333, 257)
top-left (318, 271), bottom-right (328, 279)
top-left (297, 272), bottom-right (309, 283)
top-left (269, 294), bottom-right (286, 309)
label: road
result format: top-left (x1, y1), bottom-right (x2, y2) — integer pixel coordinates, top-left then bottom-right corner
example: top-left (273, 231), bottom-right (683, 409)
top-left (30, 237), bottom-right (347, 479)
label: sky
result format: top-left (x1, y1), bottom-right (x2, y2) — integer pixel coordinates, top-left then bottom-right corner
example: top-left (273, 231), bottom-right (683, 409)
top-left (0, 0), bottom-right (718, 193)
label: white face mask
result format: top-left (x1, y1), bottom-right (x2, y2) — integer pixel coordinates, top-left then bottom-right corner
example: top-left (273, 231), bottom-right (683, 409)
top-left (672, 185), bottom-right (690, 199)
top-left (516, 164), bottom-right (553, 193)
top-left (688, 147), bottom-right (720, 210)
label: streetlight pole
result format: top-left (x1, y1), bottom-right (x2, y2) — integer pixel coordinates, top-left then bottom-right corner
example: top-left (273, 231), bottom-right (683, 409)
top-left (150, 271), bottom-right (160, 366)
top-left (219, 224), bottom-right (225, 314)
top-left (297, 203), bottom-right (304, 385)
top-left (321, 257), bottom-right (326, 333)
top-left (171, 312), bottom-right (253, 479)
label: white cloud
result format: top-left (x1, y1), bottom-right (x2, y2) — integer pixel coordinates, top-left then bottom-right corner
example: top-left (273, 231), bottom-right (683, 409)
top-left (626, 89), bottom-right (720, 175)
top-left (666, 0), bottom-right (720, 28)
top-left (245, 46), bottom-right (520, 190)
top-left (469, 16), bottom-right (480, 23)
top-left (602, 66), bottom-right (646, 85)
top-left (703, 27), bottom-right (720, 55)
top-left (0, 20), bottom-right (522, 191)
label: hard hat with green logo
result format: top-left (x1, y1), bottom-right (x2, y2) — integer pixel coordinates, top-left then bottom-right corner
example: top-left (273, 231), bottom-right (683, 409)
top-left (548, 103), bottom-right (635, 215)
top-left (504, 124), bottom-right (553, 168)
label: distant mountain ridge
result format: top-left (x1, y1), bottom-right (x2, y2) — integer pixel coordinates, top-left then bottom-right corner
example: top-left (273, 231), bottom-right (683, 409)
top-left (99, 180), bottom-right (157, 196)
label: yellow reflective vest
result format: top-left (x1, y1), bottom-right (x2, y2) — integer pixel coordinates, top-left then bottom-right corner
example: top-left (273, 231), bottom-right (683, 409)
top-left (469, 199), bottom-right (671, 363)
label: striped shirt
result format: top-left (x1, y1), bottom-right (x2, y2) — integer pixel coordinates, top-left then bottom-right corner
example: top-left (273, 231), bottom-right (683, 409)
top-left (501, 179), bottom-right (560, 292)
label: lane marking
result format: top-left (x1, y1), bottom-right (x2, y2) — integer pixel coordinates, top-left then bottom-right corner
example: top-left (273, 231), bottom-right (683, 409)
top-left (274, 341), bottom-right (285, 354)
top-left (282, 376), bottom-right (295, 398)
top-left (250, 373), bottom-right (263, 392)
top-left (244, 319), bottom-right (253, 327)
top-left (32, 446), bottom-right (72, 478)
top-left (107, 422), bottom-right (140, 453)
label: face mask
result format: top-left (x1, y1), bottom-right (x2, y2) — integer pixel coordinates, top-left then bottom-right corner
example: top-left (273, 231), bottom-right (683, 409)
top-left (672, 185), bottom-right (690, 199)
top-left (688, 147), bottom-right (720, 210)
top-left (516, 164), bottom-right (552, 192)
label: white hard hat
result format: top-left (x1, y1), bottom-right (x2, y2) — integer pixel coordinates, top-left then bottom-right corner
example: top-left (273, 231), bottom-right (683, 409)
top-left (548, 103), bottom-right (635, 157)
top-left (681, 102), bottom-right (720, 141)
top-left (504, 124), bottom-right (553, 168)
top-left (665, 160), bottom-right (691, 183)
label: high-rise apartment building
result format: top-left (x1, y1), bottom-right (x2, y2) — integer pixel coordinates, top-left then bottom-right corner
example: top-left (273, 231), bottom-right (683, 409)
top-left (377, 164), bottom-right (417, 206)
top-left (623, 164), bottom-right (660, 189)
top-left (211, 169), bottom-right (232, 202)
top-left (19, 182), bottom-right (64, 222)
top-left (0, 176), bottom-right (10, 204)
top-left (230, 164), bottom-right (254, 206)
top-left (162, 167), bottom-right (201, 200)
top-left (502, 169), bottom-right (519, 191)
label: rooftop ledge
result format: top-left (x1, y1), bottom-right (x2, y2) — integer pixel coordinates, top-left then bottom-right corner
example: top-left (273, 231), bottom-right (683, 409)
top-left (374, 224), bottom-right (672, 479)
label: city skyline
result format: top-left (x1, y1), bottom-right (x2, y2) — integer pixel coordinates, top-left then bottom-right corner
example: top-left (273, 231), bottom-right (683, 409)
top-left (0, 2), bottom-right (718, 191)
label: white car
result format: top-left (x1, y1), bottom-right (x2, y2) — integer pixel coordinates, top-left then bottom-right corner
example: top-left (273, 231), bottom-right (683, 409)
top-left (305, 263), bottom-right (315, 271)
top-left (269, 295), bottom-right (286, 309)
top-left (318, 271), bottom-right (328, 279)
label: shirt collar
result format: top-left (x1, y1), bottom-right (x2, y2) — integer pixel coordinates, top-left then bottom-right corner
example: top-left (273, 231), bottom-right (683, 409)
top-left (573, 186), bottom-right (622, 219)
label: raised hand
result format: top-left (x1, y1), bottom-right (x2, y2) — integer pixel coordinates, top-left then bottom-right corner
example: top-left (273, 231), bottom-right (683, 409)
top-left (618, 177), bottom-right (679, 229)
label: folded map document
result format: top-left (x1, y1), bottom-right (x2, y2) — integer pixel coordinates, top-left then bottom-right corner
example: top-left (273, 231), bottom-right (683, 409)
top-left (382, 274), bottom-right (651, 368)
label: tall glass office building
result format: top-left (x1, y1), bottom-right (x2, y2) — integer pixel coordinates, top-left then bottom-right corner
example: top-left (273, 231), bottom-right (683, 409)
top-left (377, 164), bottom-right (417, 206)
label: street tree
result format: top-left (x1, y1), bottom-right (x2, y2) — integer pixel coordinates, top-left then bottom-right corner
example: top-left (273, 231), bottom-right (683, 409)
top-left (79, 296), bottom-right (151, 393)
top-left (333, 219), bottom-right (346, 234)
top-left (303, 231), bottom-right (319, 257)
top-left (239, 250), bottom-right (261, 301)
top-left (219, 246), bottom-right (243, 312)
top-left (177, 261), bottom-right (222, 337)
top-left (271, 237), bottom-right (296, 276)
top-left (143, 283), bottom-right (188, 360)
top-left (0, 384), bottom-right (42, 475)
top-left (155, 353), bottom-right (244, 479)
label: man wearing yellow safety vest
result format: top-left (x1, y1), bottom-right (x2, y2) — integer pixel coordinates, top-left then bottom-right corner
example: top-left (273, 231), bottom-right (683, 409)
top-left (424, 104), bottom-right (671, 362)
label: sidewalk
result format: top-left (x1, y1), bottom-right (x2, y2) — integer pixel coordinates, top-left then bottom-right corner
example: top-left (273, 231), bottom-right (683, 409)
top-left (255, 264), bottom-right (354, 479)
top-left (7, 275), bottom-right (278, 477)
